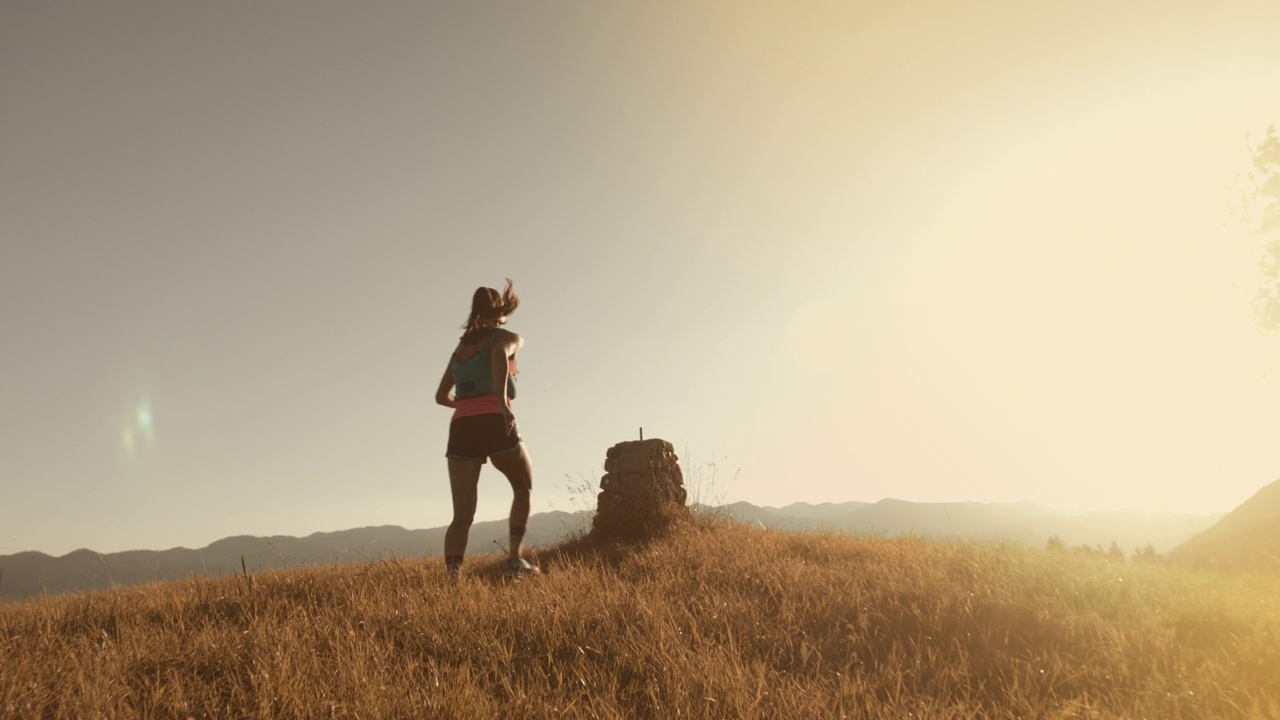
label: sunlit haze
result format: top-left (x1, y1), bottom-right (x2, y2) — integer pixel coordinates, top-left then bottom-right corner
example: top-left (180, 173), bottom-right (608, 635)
top-left (3, 1), bottom-right (1279, 555)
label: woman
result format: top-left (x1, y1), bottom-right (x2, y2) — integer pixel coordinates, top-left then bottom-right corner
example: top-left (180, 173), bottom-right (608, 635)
top-left (435, 279), bottom-right (539, 579)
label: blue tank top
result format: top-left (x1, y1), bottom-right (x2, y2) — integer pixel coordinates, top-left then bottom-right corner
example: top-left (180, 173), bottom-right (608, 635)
top-left (450, 330), bottom-right (517, 400)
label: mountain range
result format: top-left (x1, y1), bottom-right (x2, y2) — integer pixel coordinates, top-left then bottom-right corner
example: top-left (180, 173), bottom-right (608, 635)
top-left (0, 500), bottom-right (1223, 601)
top-left (713, 499), bottom-right (1219, 553)
top-left (1169, 478), bottom-right (1280, 571)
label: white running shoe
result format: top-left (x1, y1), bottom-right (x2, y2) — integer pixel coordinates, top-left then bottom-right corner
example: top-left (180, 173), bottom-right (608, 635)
top-left (505, 557), bottom-right (541, 579)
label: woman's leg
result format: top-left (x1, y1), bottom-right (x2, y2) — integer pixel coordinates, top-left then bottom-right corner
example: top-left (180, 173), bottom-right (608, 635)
top-left (490, 443), bottom-right (533, 559)
top-left (444, 457), bottom-right (484, 570)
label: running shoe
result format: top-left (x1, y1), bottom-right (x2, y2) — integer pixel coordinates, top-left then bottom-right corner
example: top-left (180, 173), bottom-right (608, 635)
top-left (505, 556), bottom-right (541, 579)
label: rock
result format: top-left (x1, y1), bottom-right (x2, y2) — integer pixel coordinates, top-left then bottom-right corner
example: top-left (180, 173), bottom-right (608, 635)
top-left (590, 438), bottom-right (689, 540)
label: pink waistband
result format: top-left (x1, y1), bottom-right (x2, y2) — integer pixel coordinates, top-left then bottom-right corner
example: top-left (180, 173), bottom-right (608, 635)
top-left (452, 394), bottom-right (507, 420)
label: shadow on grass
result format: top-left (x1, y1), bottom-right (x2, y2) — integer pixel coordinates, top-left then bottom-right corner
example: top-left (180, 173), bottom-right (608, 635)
top-left (460, 510), bottom-right (698, 586)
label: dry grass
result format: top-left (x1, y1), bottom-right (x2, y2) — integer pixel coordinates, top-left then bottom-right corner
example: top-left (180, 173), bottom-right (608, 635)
top-left (2, 516), bottom-right (1278, 719)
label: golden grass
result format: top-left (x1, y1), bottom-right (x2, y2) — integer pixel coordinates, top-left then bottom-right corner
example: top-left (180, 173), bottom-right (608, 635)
top-left (2, 516), bottom-right (1278, 719)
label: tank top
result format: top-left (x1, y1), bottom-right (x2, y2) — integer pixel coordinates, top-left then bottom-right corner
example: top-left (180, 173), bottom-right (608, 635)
top-left (450, 330), bottom-right (517, 419)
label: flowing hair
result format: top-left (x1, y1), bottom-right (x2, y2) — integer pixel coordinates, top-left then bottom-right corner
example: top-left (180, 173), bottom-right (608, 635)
top-left (459, 278), bottom-right (519, 344)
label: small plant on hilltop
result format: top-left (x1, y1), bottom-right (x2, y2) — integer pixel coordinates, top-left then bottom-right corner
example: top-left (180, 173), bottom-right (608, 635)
top-left (679, 442), bottom-right (738, 518)
top-left (552, 470), bottom-right (601, 538)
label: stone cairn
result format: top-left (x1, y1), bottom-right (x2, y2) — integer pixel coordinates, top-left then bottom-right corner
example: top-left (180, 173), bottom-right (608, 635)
top-left (591, 438), bottom-right (689, 539)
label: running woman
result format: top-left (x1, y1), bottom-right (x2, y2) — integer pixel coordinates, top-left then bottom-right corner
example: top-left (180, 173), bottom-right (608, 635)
top-left (435, 279), bottom-right (540, 579)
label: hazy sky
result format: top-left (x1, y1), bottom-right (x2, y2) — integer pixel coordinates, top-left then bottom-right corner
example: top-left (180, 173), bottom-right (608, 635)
top-left (4, 1), bottom-right (1280, 556)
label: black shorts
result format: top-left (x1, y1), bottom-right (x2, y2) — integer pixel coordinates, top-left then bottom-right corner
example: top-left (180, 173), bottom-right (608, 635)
top-left (446, 413), bottom-right (522, 463)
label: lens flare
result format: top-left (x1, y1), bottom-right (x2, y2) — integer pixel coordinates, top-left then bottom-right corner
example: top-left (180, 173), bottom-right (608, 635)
top-left (121, 396), bottom-right (156, 458)
top-left (136, 403), bottom-right (154, 441)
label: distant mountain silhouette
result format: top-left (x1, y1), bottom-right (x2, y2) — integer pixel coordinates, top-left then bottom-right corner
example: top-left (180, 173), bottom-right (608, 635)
top-left (0, 511), bottom-right (589, 602)
top-left (1170, 478), bottom-right (1280, 572)
top-left (1, 500), bottom-right (1222, 601)
top-left (712, 499), bottom-right (1219, 554)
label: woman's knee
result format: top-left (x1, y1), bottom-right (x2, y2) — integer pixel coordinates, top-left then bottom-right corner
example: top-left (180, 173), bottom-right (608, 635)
top-left (450, 509), bottom-right (476, 527)
top-left (498, 466), bottom-right (533, 495)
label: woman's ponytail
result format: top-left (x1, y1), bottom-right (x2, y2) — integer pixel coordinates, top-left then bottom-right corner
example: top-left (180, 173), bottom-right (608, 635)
top-left (460, 278), bottom-right (518, 343)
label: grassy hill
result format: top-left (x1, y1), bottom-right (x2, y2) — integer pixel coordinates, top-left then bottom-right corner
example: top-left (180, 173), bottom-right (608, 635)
top-left (2, 516), bottom-right (1277, 719)
top-left (1171, 478), bottom-right (1280, 572)
top-left (1, 502), bottom-right (1222, 601)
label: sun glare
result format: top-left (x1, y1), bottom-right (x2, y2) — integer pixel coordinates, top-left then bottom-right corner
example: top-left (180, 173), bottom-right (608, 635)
top-left (783, 75), bottom-right (1280, 514)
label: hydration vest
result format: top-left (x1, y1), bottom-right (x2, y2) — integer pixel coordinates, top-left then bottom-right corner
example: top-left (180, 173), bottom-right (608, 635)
top-left (450, 330), bottom-right (517, 401)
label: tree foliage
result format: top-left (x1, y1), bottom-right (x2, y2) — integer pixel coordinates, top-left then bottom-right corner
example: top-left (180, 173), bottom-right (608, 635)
top-left (1242, 125), bottom-right (1280, 331)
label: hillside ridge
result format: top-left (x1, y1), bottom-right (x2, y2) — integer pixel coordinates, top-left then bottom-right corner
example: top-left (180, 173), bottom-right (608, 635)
top-left (2, 517), bottom-right (1276, 718)
top-left (1, 500), bottom-right (1224, 601)
top-left (1172, 478), bottom-right (1280, 570)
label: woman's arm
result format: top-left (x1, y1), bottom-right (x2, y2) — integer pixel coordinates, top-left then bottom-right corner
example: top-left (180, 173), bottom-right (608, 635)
top-left (435, 362), bottom-right (456, 408)
top-left (489, 332), bottom-right (522, 402)
top-left (490, 330), bottom-right (522, 424)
